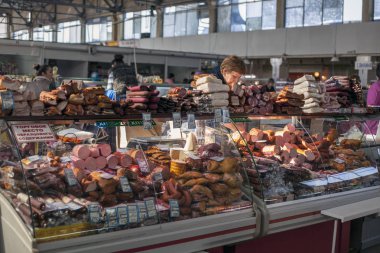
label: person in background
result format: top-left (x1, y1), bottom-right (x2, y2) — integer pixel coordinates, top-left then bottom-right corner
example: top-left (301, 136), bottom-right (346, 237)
top-left (189, 71), bottom-right (195, 83)
top-left (365, 63), bottom-right (380, 136)
top-left (33, 64), bottom-right (55, 92)
top-left (107, 54), bottom-right (125, 90)
top-left (264, 78), bottom-right (276, 92)
top-left (165, 73), bottom-right (175, 84)
top-left (212, 55), bottom-right (246, 88)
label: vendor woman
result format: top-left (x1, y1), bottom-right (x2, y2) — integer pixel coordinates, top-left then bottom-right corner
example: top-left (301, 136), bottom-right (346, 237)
top-left (213, 55), bottom-right (246, 88)
top-left (366, 63), bottom-right (380, 136)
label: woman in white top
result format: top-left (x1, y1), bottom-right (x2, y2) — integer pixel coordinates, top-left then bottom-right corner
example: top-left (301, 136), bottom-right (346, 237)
top-left (33, 64), bottom-right (54, 93)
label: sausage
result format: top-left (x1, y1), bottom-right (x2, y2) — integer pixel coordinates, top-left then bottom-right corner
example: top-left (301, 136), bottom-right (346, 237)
top-left (96, 144), bottom-right (112, 157)
top-left (114, 152), bottom-right (133, 167)
top-left (84, 157), bottom-right (97, 171)
top-left (72, 145), bottom-right (90, 160)
top-left (275, 136), bottom-right (285, 147)
top-left (106, 154), bottom-right (119, 169)
top-left (128, 97), bottom-right (149, 103)
top-left (284, 123), bottom-right (296, 132)
top-left (259, 106), bottom-right (268, 115)
top-left (283, 143), bottom-right (298, 158)
top-left (95, 156), bottom-right (107, 169)
top-left (128, 85), bottom-right (149, 92)
top-left (261, 145), bottom-right (281, 156)
top-left (70, 156), bottom-right (85, 170)
top-left (89, 147), bottom-right (100, 158)
top-left (275, 131), bottom-right (291, 143)
top-left (249, 128), bottom-right (264, 142)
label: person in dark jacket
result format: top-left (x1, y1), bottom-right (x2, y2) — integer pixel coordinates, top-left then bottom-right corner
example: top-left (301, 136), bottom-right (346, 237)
top-left (264, 78), bottom-right (276, 92)
top-left (212, 55), bottom-right (246, 88)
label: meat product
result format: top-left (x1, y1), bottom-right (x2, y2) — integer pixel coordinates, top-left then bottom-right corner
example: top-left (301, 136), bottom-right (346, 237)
top-left (150, 97), bottom-right (160, 103)
top-left (129, 103), bottom-right (148, 110)
top-left (204, 173), bottom-right (222, 183)
top-left (275, 136), bottom-right (285, 147)
top-left (68, 94), bottom-right (85, 105)
top-left (209, 183), bottom-right (229, 196)
top-left (281, 150), bottom-right (290, 163)
top-left (84, 157), bottom-right (97, 171)
top-left (284, 123), bottom-right (296, 132)
top-left (81, 179), bottom-right (98, 192)
top-left (275, 131), bottom-right (291, 143)
top-left (72, 145), bottom-right (91, 160)
top-left (263, 130), bottom-right (275, 143)
top-left (261, 145), bottom-right (281, 156)
top-left (283, 143), bottom-right (297, 158)
top-left (262, 92), bottom-right (271, 102)
top-left (71, 156), bottom-right (85, 170)
top-left (97, 144), bottom-right (112, 157)
top-left (149, 103), bottom-right (158, 110)
top-left (177, 171), bottom-right (203, 180)
top-left (296, 149), bottom-right (315, 161)
top-left (106, 155), bottom-right (118, 169)
top-left (222, 173), bottom-right (241, 188)
top-left (89, 147), bottom-right (100, 158)
top-left (289, 157), bottom-right (303, 167)
top-left (127, 149), bottom-right (145, 160)
top-left (259, 107), bottom-right (268, 115)
top-left (73, 167), bottom-right (86, 182)
top-left (249, 128), bottom-right (264, 142)
top-left (95, 156), bottom-right (107, 169)
top-left (183, 178), bottom-right (210, 187)
top-left (127, 91), bottom-right (150, 97)
top-left (114, 152), bottom-right (132, 167)
top-left (128, 85), bottom-right (150, 92)
top-left (296, 154), bottom-right (306, 164)
top-left (220, 157), bottom-right (238, 173)
top-left (247, 97), bottom-right (258, 107)
top-left (57, 101), bottom-right (68, 113)
top-left (128, 97), bottom-right (149, 103)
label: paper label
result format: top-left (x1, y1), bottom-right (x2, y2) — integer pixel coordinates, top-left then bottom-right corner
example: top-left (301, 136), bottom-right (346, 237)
top-left (120, 177), bottom-right (132, 192)
top-left (152, 172), bottom-right (163, 182)
top-left (47, 202), bottom-right (67, 212)
top-left (27, 155), bottom-right (42, 163)
top-left (66, 202), bottom-right (82, 211)
top-left (100, 172), bottom-right (115, 179)
top-left (88, 204), bottom-right (101, 223)
top-left (136, 158), bottom-right (150, 173)
top-left (0, 92), bottom-right (14, 111)
top-left (222, 107), bottom-right (231, 123)
top-left (334, 158), bottom-right (345, 164)
top-left (142, 113), bottom-right (152, 130)
top-left (214, 108), bottom-right (222, 125)
top-left (117, 206), bottom-right (128, 225)
top-left (11, 124), bottom-right (56, 143)
top-left (210, 156), bottom-right (225, 162)
top-left (127, 204), bottom-right (139, 223)
top-left (64, 168), bottom-right (78, 186)
top-left (187, 113), bottom-right (196, 129)
top-left (144, 198), bottom-right (157, 218)
top-left (173, 112), bottom-right (182, 129)
top-left (137, 201), bottom-right (147, 220)
top-left (169, 199), bottom-right (180, 218)
top-left (106, 208), bottom-right (118, 227)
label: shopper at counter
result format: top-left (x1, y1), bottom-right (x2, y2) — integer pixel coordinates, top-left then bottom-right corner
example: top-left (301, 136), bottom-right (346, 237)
top-left (212, 55), bottom-right (246, 88)
top-left (33, 64), bottom-right (55, 92)
top-left (365, 63), bottom-right (380, 136)
top-left (264, 78), bottom-right (276, 92)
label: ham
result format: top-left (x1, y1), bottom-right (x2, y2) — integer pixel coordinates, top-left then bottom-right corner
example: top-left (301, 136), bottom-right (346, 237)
top-left (97, 144), bottom-right (112, 157)
top-left (84, 157), bottom-right (97, 171)
top-left (89, 146), bottom-right (100, 158)
top-left (261, 145), bottom-right (281, 156)
top-left (95, 156), bottom-right (107, 169)
top-left (106, 155), bottom-right (119, 169)
top-left (71, 156), bottom-right (85, 170)
top-left (72, 145), bottom-right (91, 160)
top-left (275, 131), bottom-right (291, 143)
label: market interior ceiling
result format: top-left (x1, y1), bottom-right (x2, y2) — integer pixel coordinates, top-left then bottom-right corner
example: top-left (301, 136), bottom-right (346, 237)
top-left (0, 0), bottom-right (194, 28)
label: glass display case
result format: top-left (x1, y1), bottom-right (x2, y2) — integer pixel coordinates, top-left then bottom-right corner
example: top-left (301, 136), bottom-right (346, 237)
top-left (228, 115), bottom-right (380, 205)
top-left (0, 116), bottom-right (257, 243)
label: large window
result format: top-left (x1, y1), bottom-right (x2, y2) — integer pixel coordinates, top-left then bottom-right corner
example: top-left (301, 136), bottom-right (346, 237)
top-left (12, 30), bottom-right (29, 40)
top-left (163, 3), bottom-right (209, 37)
top-left (33, 25), bottom-right (53, 42)
top-left (285, 0), bottom-right (362, 28)
top-left (124, 10), bottom-right (157, 39)
top-left (0, 14), bottom-right (8, 38)
top-left (375, 0), bottom-right (380, 20)
top-left (57, 20), bottom-right (81, 43)
top-left (86, 17), bottom-right (112, 43)
top-left (217, 0), bottom-right (276, 32)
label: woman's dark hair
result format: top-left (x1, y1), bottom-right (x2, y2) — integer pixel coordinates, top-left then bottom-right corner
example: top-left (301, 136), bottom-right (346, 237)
top-left (376, 63), bottom-right (380, 79)
top-left (34, 64), bottom-right (51, 76)
top-left (111, 54), bottom-right (124, 66)
top-left (268, 78), bottom-right (275, 84)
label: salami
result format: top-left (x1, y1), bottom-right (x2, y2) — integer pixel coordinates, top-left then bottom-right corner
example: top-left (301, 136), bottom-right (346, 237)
top-left (97, 144), bottom-right (112, 157)
top-left (106, 155), bottom-right (119, 169)
top-left (95, 156), bottom-right (107, 169)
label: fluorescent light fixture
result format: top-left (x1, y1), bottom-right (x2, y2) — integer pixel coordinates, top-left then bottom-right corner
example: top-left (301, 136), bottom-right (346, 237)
top-left (331, 56), bottom-right (340, 62)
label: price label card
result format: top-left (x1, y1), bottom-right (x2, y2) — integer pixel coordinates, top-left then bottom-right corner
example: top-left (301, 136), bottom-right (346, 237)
top-left (64, 168), bottom-right (78, 186)
top-left (169, 199), bottom-right (180, 218)
top-left (117, 206), bottom-right (128, 225)
top-left (11, 123), bottom-right (56, 143)
top-left (106, 208), bottom-right (118, 227)
top-left (144, 198), bottom-right (157, 218)
top-left (187, 113), bottom-right (196, 129)
top-left (222, 107), bottom-right (231, 123)
top-left (137, 201), bottom-right (147, 220)
top-left (120, 177), bottom-right (132, 193)
top-left (127, 204), bottom-right (139, 223)
top-left (152, 172), bottom-right (163, 182)
top-left (172, 112), bottom-right (182, 129)
top-left (88, 204), bottom-right (101, 223)
top-left (0, 91), bottom-right (14, 111)
top-left (142, 113), bottom-right (152, 130)
top-left (214, 108), bottom-right (222, 125)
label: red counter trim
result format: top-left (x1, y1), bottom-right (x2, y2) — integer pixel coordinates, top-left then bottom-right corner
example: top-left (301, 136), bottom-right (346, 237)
top-left (270, 211), bottom-right (321, 224)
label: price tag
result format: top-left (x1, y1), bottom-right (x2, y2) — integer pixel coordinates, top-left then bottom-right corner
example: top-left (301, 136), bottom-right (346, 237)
top-left (105, 208), bottom-right (118, 227)
top-left (117, 206), bottom-right (128, 225)
top-left (214, 108), bottom-right (222, 125)
top-left (222, 107), bottom-right (231, 123)
top-left (66, 202), bottom-right (82, 211)
top-left (172, 112), bottom-right (182, 129)
top-left (169, 199), bottom-right (180, 218)
top-left (142, 113), bottom-right (152, 130)
top-left (137, 201), bottom-right (147, 220)
top-left (120, 177), bottom-right (132, 192)
top-left (0, 91), bottom-right (14, 111)
top-left (144, 198), bottom-right (157, 218)
top-left (127, 204), bottom-right (139, 223)
top-left (88, 204), bottom-right (101, 223)
top-left (64, 168), bottom-right (78, 186)
top-left (187, 113), bottom-right (196, 129)
top-left (136, 158), bottom-right (150, 173)
top-left (152, 172), bottom-right (163, 182)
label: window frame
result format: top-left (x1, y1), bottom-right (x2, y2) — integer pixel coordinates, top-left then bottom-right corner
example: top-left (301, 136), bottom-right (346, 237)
top-left (85, 16), bottom-right (112, 43)
top-left (123, 10), bottom-right (157, 40)
top-left (57, 20), bottom-right (81, 43)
